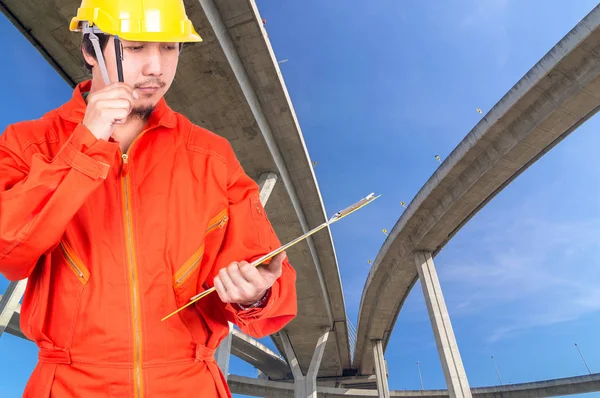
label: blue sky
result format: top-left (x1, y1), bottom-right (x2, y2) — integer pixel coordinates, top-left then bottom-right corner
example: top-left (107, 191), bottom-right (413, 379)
top-left (1, 0), bottom-right (599, 396)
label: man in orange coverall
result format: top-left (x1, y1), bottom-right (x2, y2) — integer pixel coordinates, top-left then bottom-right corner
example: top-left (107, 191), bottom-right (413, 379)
top-left (0, 1), bottom-right (297, 396)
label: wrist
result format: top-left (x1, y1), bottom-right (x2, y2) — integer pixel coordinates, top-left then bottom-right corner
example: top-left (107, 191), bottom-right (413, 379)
top-left (236, 288), bottom-right (271, 311)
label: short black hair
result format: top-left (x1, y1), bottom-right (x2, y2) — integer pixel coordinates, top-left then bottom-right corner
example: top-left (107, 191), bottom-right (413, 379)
top-left (81, 34), bottom-right (185, 74)
top-left (82, 33), bottom-right (110, 73)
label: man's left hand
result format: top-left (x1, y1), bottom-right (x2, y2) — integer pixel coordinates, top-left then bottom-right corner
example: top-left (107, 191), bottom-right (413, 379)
top-left (214, 251), bottom-right (286, 306)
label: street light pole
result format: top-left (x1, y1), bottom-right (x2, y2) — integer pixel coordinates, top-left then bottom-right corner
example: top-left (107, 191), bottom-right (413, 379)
top-left (491, 356), bottom-right (503, 385)
top-left (416, 361), bottom-right (424, 390)
top-left (574, 343), bottom-right (592, 375)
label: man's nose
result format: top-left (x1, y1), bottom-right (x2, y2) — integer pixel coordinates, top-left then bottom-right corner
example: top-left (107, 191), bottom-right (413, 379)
top-left (143, 48), bottom-right (163, 76)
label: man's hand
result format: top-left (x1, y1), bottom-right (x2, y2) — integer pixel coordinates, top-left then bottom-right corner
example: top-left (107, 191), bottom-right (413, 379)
top-left (82, 83), bottom-right (138, 141)
top-left (214, 251), bottom-right (286, 307)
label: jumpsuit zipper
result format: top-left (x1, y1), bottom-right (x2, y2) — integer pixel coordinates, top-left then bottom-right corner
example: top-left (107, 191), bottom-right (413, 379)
top-left (206, 214), bottom-right (229, 234)
top-left (61, 245), bottom-right (84, 278)
top-left (119, 130), bottom-right (148, 398)
top-left (59, 241), bottom-right (89, 283)
top-left (175, 247), bottom-right (204, 286)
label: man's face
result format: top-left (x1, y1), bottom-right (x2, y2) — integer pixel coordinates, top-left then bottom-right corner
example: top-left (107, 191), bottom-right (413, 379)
top-left (85, 37), bottom-right (180, 118)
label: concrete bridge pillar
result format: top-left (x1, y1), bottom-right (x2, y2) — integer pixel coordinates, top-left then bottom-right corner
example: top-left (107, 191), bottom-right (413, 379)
top-left (216, 322), bottom-right (234, 375)
top-left (372, 339), bottom-right (390, 398)
top-left (281, 328), bottom-right (330, 398)
top-left (0, 279), bottom-right (27, 338)
top-left (414, 251), bottom-right (471, 398)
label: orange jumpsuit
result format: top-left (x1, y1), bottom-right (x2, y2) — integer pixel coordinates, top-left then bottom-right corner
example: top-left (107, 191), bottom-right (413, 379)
top-left (0, 80), bottom-right (297, 397)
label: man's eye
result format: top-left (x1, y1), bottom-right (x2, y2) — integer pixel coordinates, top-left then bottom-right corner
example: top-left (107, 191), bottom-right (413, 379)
top-left (164, 45), bottom-right (177, 51)
top-left (127, 46), bottom-right (143, 51)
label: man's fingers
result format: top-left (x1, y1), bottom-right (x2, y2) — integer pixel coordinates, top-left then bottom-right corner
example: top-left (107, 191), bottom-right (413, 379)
top-left (239, 261), bottom-right (263, 287)
top-left (94, 85), bottom-right (133, 99)
top-left (214, 255), bottom-right (285, 304)
top-left (104, 82), bottom-right (135, 93)
top-left (228, 262), bottom-right (257, 293)
top-left (92, 85), bottom-right (136, 106)
top-left (214, 276), bottom-right (228, 302)
top-left (97, 99), bottom-right (133, 111)
top-left (105, 109), bottom-right (132, 124)
top-left (219, 266), bottom-right (240, 301)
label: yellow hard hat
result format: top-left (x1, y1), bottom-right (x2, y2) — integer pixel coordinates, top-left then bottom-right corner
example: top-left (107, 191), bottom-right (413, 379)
top-left (70, 0), bottom-right (202, 42)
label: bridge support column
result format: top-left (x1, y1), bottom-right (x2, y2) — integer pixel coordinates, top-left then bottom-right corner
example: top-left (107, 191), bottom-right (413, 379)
top-left (281, 328), bottom-right (330, 398)
top-left (215, 172), bottom-right (279, 375)
top-left (414, 251), bottom-right (471, 398)
top-left (0, 280), bottom-right (27, 337)
top-left (372, 339), bottom-right (390, 398)
top-left (257, 172), bottom-right (279, 208)
top-left (216, 322), bottom-right (233, 375)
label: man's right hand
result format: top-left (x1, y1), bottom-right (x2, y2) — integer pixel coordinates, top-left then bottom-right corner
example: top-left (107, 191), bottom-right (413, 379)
top-left (82, 83), bottom-right (138, 141)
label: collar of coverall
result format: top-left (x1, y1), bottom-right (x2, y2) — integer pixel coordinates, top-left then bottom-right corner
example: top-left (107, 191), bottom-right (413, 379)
top-left (58, 79), bottom-right (177, 130)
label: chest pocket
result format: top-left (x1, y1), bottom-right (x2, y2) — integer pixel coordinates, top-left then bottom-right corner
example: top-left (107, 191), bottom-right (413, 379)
top-left (172, 208), bottom-right (229, 304)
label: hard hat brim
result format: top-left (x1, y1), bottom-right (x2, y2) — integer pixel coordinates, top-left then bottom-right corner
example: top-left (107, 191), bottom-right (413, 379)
top-left (70, 9), bottom-right (203, 43)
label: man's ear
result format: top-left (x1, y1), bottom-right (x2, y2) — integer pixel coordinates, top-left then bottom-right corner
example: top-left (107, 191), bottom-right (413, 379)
top-left (82, 43), bottom-right (97, 68)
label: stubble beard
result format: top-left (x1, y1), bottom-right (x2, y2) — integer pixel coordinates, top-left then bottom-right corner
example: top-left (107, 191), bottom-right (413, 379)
top-left (130, 105), bottom-right (154, 121)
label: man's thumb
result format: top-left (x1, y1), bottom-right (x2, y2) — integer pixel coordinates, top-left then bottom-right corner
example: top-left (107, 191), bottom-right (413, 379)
top-left (269, 251), bottom-right (287, 269)
top-left (274, 250), bottom-right (287, 262)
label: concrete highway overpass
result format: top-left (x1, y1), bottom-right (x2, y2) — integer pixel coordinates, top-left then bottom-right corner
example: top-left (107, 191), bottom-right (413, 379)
top-left (0, 0), bottom-right (351, 382)
top-left (228, 373), bottom-right (600, 397)
top-left (353, 0), bottom-right (600, 387)
top-left (4, 293), bottom-right (599, 397)
top-left (2, 0), bottom-right (600, 396)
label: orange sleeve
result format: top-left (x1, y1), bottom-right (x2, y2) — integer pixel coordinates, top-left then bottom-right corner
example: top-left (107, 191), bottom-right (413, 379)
top-left (197, 143), bottom-right (298, 339)
top-left (0, 123), bottom-right (119, 281)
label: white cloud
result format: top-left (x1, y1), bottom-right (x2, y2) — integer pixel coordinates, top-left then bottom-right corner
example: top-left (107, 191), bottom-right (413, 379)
top-left (439, 214), bottom-right (600, 343)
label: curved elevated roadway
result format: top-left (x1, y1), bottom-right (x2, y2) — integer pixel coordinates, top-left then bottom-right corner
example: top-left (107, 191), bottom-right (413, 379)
top-left (228, 372), bottom-right (600, 397)
top-left (4, 300), bottom-right (600, 398)
top-left (0, 0), bottom-right (351, 378)
top-left (353, 4), bottom-right (600, 375)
